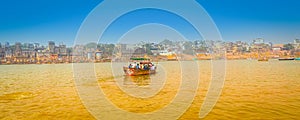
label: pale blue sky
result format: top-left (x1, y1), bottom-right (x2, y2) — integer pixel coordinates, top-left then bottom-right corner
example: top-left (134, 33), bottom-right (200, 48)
top-left (0, 0), bottom-right (299, 46)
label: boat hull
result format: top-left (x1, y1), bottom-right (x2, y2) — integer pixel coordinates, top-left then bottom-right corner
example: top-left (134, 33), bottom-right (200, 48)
top-left (278, 58), bottom-right (295, 61)
top-left (258, 58), bottom-right (268, 61)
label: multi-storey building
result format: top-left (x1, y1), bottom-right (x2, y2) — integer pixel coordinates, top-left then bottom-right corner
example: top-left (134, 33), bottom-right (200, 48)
top-left (0, 43), bottom-right (4, 61)
top-left (48, 41), bottom-right (55, 53)
top-left (15, 42), bottom-right (22, 57)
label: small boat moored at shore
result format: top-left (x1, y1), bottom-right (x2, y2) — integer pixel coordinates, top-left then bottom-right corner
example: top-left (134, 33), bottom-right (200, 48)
top-left (258, 57), bottom-right (268, 61)
top-left (278, 58), bottom-right (295, 61)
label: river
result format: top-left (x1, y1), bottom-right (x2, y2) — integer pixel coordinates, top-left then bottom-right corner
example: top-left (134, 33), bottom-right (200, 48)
top-left (0, 60), bottom-right (299, 119)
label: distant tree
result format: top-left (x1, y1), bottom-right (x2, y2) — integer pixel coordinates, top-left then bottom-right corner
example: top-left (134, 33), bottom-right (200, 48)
top-left (95, 43), bottom-right (115, 56)
top-left (159, 39), bottom-right (173, 45)
top-left (85, 42), bottom-right (97, 49)
top-left (145, 43), bottom-right (153, 55)
top-left (106, 44), bottom-right (115, 55)
top-left (283, 43), bottom-right (294, 50)
top-left (67, 48), bottom-right (73, 55)
top-left (183, 41), bottom-right (194, 55)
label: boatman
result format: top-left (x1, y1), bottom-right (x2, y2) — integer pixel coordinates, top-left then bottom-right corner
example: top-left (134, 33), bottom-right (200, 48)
top-left (132, 62), bottom-right (136, 68)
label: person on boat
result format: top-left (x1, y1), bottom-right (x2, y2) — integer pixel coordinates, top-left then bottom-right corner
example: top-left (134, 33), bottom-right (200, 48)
top-left (150, 64), bottom-right (155, 70)
top-left (131, 62), bottom-right (136, 68)
top-left (128, 64), bottom-right (132, 68)
top-left (143, 64), bottom-right (148, 70)
top-left (136, 63), bottom-right (140, 69)
top-left (148, 64), bottom-right (151, 70)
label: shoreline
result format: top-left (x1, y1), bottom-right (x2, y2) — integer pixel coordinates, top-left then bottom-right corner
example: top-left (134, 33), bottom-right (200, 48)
top-left (0, 58), bottom-right (299, 65)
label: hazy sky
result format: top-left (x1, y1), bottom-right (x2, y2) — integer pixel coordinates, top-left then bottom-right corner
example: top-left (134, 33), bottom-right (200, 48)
top-left (118, 23), bottom-right (188, 44)
top-left (0, 0), bottom-right (299, 46)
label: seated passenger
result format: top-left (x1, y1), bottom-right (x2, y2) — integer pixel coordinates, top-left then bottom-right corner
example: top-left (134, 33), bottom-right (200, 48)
top-left (132, 62), bottom-right (136, 68)
top-left (150, 66), bottom-right (155, 70)
top-left (141, 64), bottom-right (144, 70)
top-left (144, 64), bottom-right (149, 70)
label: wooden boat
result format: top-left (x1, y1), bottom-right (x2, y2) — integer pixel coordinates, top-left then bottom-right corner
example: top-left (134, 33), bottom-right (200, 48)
top-left (278, 58), bottom-right (295, 61)
top-left (257, 51), bottom-right (268, 61)
top-left (258, 57), bottom-right (268, 61)
top-left (123, 58), bottom-right (156, 76)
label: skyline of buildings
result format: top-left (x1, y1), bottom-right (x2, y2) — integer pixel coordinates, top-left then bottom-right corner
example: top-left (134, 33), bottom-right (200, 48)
top-left (1, 38), bottom-right (299, 47)
top-left (0, 38), bottom-right (300, 64)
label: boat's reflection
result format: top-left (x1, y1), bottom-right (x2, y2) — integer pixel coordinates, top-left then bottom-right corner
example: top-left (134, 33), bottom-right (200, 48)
top-left (123, 75), bottom-right (151, 86)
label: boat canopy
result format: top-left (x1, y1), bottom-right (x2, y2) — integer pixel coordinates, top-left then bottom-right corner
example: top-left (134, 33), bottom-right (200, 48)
top-left (140, 61), bottom-right (152, 64)
top-left (130, 58), bottom-right (150, 61)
